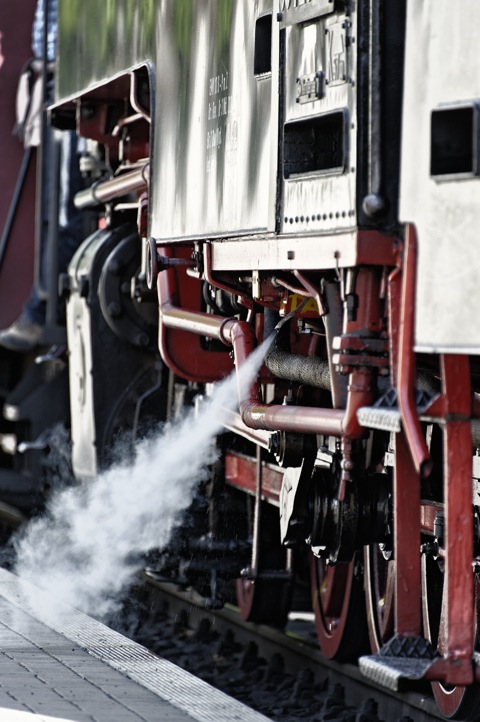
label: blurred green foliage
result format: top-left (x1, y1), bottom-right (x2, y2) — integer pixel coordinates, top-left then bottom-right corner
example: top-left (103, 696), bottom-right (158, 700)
top-left (57, 0), bottom-right (236, 99)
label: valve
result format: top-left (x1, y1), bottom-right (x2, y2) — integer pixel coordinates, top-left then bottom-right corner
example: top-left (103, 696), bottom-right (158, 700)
top-left (145, 237), bottom-right (196, 290)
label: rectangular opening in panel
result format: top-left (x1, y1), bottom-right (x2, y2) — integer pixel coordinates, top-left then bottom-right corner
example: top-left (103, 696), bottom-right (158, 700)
top-left (283, 111), bottom-right (346, 179)
top-left (254, 14), bottom-right (272, 76)
top-left (430, 105), bottom-right (480, 178)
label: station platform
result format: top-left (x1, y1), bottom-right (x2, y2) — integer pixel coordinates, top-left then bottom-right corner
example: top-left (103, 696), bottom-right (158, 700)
top-left (0, 567), bottom-right (270, 722)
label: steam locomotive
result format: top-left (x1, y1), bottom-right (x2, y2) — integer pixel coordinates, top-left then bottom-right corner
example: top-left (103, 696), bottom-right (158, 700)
top-left (1, 0), bottom-right (480, 718)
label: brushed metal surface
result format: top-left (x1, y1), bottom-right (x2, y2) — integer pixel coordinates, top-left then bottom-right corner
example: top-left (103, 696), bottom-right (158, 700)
top-left (150, 0), bottom-right (277, 241)
top-left (399, 0), bottom-right (480, 353)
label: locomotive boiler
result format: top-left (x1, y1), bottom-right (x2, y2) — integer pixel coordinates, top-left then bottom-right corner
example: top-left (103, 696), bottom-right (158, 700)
top-left (1, 0), bottom-right (480, 719)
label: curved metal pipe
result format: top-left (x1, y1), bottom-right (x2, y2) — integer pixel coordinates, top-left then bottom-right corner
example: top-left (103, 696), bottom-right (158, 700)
top-left (241, 402), bottom-right (345, 435)
top-left (159, 296), bottom-right (261, 408)
top-left (74, 162), bottom-right (149, 209)
top-left (160, 300), bottom-right (233, 340)
top-left (239, 366), bottom-right (373, 439)
top-left (158, 264), bottom-right (377, 439)
top-left (159, 300), bottom-right (369, 438)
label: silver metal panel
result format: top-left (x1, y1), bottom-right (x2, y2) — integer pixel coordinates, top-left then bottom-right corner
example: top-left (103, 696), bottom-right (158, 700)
top-left (150, 0), bottom-right (277, 242)
top-left (280, 10), bottom-right (357, 236)
top-left (399, 0), bottom-right (480, 353)
top-left (210, 231), bottom-right (363, 271)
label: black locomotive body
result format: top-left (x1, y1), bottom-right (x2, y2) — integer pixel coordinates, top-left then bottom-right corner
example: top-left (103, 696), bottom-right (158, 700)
top-left (1, 1), bottom-right (480, 718)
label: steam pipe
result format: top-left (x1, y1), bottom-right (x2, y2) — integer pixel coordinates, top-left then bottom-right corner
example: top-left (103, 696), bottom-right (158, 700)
top-left (262, 282), bottom-right (346, 403)
top-left (158, 261), bottom-right (380, 439)
top-left (239, 367), bottom-right (373, 439)
top-left (159, 299), bottom-right (261, 408)
top-left (74, 162), bottom-right (149, 209)
top-left (263, 307), bottom-right (332, 392)
top-left (160, 271), bottom-right (480, 444)
top-left (159, 301), bottom-right (369, 438)
top-left (265, 347), bottom-right (332, 391)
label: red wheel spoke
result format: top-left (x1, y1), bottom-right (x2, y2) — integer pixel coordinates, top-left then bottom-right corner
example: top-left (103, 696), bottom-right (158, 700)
top-left (311, 554), bottom-right (367, 661)
top-left (364, 546), bottom-right (395, 652)
top-left (319, 564), bottom-right (349, 618)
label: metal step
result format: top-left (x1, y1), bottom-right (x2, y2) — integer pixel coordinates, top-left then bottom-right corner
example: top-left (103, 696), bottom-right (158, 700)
top-left (359, 635), bottom-right (439, 691)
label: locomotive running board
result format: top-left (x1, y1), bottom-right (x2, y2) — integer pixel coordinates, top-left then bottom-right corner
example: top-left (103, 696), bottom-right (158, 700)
top-left (359, 635), bottom-right (439, 691)
top-left (357, 406), bottom-right (402, 433)
top-left (357, 404), bottom-right (480, 449)
top-left (357, 386), bottom-right (437, 434)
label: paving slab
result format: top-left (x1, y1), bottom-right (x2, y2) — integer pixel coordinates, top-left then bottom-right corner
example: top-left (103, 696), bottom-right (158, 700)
top-left (0, 568), bottom-right (271, 722)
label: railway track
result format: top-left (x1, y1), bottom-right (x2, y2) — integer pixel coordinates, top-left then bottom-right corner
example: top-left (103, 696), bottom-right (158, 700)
top-left (125, 571), bottom-right (449, 722)
top-left (0, 505), bottom-right (466, 721)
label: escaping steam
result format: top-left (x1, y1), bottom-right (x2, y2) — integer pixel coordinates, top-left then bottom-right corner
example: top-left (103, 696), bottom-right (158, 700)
top-left (14, 338), bottom-right (270, 620)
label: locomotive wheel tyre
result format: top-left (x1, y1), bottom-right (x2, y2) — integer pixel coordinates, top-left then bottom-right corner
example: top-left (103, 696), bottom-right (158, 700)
top-left (422, 554), bottom-right (480, 720)
top-left (364, 544), bottom-right (395, 652)
top-left (310, 552), bottom-right (368, 661)
top-left (235, 575), bottom-right (292, 629)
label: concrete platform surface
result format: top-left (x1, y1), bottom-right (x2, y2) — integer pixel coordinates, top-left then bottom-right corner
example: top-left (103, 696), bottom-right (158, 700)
top-left (0, 567), bottom-right (271, 722)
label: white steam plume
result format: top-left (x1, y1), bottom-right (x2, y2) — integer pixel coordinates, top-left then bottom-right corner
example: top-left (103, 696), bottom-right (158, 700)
top-left (14, 339), bottom-right (270, 620)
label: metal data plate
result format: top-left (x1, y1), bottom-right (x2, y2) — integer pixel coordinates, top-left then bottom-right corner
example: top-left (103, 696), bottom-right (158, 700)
top-left (280, 9), bottom-right (357, 236)
top-left (399, 0), bottom-right (480, 353)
